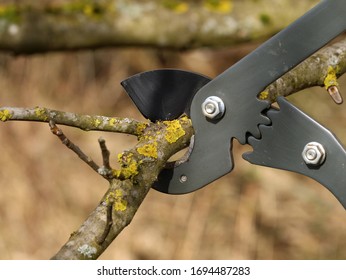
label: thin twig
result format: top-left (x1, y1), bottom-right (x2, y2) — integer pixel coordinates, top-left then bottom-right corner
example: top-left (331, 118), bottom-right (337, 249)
top-left (49, 120), bottom-right (102, 176)
top-left (0, 106), bottom-right (144, 136)
top-left (96, 200), bottom-right (114, 245)
top-left (98, 138), bottom-right (111, 170)
top-left (97, 138), bottom-right (114, 179)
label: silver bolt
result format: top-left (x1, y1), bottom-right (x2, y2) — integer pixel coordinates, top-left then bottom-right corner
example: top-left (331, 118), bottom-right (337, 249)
top-left (201, 96), bottom-right (225, 120)
top-left (205, 103), bottom-right (216, 114)
top-left (302, 142), bottom-right (326, 166)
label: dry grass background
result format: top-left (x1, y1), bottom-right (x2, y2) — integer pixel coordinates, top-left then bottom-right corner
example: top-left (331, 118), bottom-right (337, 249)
top-left (0, 38), bottom-right (346, 259)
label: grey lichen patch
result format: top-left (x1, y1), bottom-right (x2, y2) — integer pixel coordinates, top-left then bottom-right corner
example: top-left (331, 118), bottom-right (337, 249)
top-left (7, 23), bottom-right (19, 36)
top-left (201, 16), bottom-right (237, 37)
top-left (98, 166), bottom-right (110, 176)
top-left (77, 244), bottom-right (97, 259)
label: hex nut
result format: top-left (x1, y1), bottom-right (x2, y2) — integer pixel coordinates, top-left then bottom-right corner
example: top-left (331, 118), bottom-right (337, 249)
top-left (302, 142), bottom-right (326, 166)
top-left (201, 96), bottom-right (225, 120)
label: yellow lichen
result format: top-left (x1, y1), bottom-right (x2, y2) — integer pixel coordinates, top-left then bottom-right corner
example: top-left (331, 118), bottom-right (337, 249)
top-left (34, 107), bottom-right (48, 120)
top-left (137, 142), bottom-right (158, 159)
top-left (0, 4), bottom-right (19, 21)
top-left (0, 6), bottom-right (9, 16)
top-left (163, 119), bottom-right (186, 143)
top-left (113, 189), bottom-right (127, 211)
top-left (52, 1), bottom-right (115, 21)
top-left (162, 0), bottom-right (189, 13)
top-left (83, 4), bottom-right (94, 16)
top-left (204, 0), bottom-right (233, 13)
top-left (136, 122), bottom-right (148, 136)
top-left (108, 118), bottom-right (117, 126)
top-left (0, 109), bottom-right (12, 122)
top-left (93, 117), bottom-right (102, 127)
top-left (324, 66), bottom-right (339, 90)
top-left (173, 3), bottom-right (189, 13)
top-left (114, 199), bottom-right (127, 212)
top-left (114, 152), bottom-right (139, 179)
top-left (259, 91), bottom-right (269, 100)
top-left (115, 189), bottom-right (122, 198)
top-left (105, 189), bottom-right (127, 212)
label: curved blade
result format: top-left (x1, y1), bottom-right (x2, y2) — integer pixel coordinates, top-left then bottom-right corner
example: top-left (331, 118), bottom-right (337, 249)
top-left (121, 69), bottom-right (210, 121)
top-left (154, 0), bottom-right (346, 194)
top-left (244, 97), bottom-right (346, 209)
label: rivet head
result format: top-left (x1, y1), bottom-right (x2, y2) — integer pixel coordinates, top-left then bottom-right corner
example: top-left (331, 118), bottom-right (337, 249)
top-left (302, 142), bottom-right (326, 166)
top-left (201, 96), bottom-right (225, 120)
top-left (180, 175), bottom-right (188, 183)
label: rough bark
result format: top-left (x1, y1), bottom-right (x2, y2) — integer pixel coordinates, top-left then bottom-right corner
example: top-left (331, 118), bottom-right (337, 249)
top-left (51, 117), bottom-right (193, 259)
top-left (0, 0), bottom-right (319, 54)
top-left (0, 106), bottom-right (143, 135)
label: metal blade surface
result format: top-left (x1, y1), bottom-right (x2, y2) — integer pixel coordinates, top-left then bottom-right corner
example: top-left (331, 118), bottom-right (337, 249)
top-left (154, 0), bottom-right (346, 194)
top-left (244, 97), bottom-right (346, 209)
top-left (121, 69), bottom-right (210, 121)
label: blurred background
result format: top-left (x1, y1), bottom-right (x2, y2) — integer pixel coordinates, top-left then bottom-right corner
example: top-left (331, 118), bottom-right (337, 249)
top-left (0, 0), bottom-right (346, 259)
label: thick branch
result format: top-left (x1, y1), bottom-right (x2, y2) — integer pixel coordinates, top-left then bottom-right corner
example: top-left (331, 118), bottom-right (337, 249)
top-left (0, 0), bottom-right (318, 54)
top-left (51, 116), bottom-right (193, 259)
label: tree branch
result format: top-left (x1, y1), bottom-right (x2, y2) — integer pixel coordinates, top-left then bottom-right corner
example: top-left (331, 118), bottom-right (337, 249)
top-left (98, 138), bottom-right (111, 169)
top-left (0, 0), bottom-right (319, 54)
top-left (49, 120), bottom-right (103, 177)
top-left (0, 106), bottom-right (144, 136)
top-left (51, 116), bottom-right (193, 259)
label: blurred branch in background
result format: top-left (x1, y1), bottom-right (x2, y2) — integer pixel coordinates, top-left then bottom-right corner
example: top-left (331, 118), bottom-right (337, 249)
top-left (0, 0), bottom-right (319, 54)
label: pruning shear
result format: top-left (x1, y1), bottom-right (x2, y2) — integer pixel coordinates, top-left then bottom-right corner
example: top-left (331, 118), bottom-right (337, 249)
top-left (121, 0), bottom-right (346, 208)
